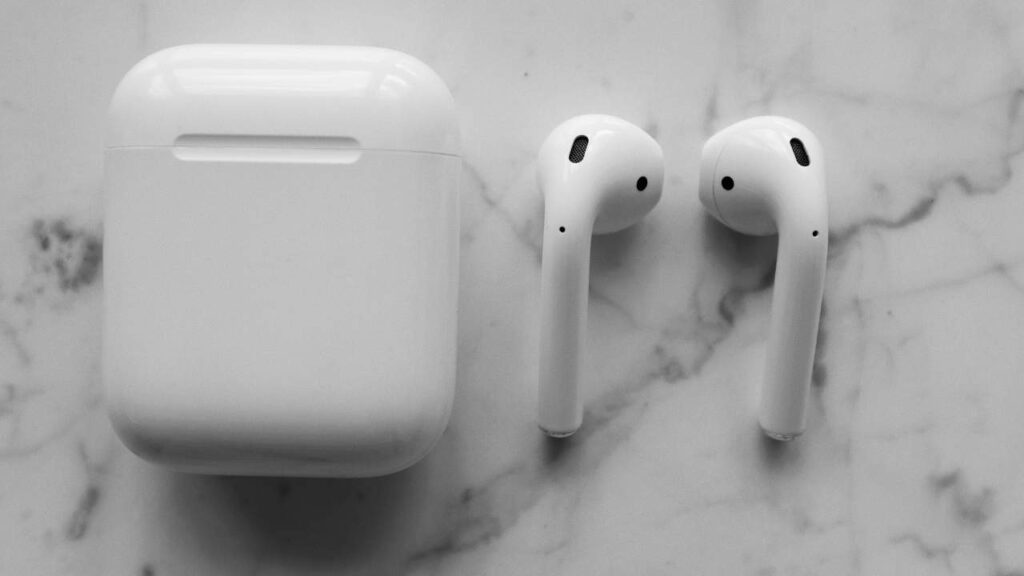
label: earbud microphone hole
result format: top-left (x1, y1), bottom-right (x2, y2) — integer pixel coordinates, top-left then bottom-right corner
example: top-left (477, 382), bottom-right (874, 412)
top-left (636, 176), bottom-right (648, 191)
top-left (559, 226), bottom-right (566, 233)
top-left (722, 176), bottom-right (734, 190)
top-left (812, 230), bottom-right (819, 237)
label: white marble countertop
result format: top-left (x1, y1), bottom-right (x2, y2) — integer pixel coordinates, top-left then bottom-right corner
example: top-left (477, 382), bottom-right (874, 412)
top-left (3, 1), bottom-right (1024, 574)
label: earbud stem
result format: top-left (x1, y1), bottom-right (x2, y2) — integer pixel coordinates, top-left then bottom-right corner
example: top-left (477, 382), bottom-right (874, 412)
top-left (759, 196), bottom-right (828, 440)
top-left (538, 197), bottom-right (596, 437)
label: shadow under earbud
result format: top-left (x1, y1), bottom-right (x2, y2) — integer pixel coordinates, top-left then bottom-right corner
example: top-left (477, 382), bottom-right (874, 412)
top-left (590, 223), bottom-right (645, 271)
top-left (541, 432), bottom-right (580, 466)
top-left (755, 427), bottom-right (803, 472)
top-left (699, 211), bottom-right (779, 280)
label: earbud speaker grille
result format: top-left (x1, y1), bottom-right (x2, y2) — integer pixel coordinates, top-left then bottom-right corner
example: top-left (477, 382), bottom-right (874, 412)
top-left (569, 135), bottom-right (589, 163)
top-left (790, 138), bottom-right (810, 166)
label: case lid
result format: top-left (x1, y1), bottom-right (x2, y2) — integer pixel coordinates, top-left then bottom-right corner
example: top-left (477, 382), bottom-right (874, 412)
top-left (106, 44), bottom-right (459, 156)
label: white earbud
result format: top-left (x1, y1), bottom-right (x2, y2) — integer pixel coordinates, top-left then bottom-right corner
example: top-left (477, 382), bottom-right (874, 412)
top-left (699, 116), bottom-right (828, 441)
top-left (537, 115), bottom-right (664, 437)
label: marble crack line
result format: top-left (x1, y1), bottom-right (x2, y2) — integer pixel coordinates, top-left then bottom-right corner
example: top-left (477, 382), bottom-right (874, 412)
top-left (829, 192), bottom-right (938, 250)
top-left (65, 442), bottom-right (111, 541)
top-left (406, 313), bottom-right (735, 569)
top-left (575, 290), bottom-right (743, 442)
top-left (464, 160), bottom-right (660, 333)
top-left (921, 469), bottom-right (1018, 575)
top-left (0, 381), bottom-right (45, 453)
top-left (405, 462), bottom-right (541, 566)
top-left (461, 159), bottom-right (542, 261)
top-left (0, 385), bottom-right (104, 459)
top-left (844, 256), bottom-right (1024, 312)
top-left (406, 260), bottom-right (804, 569)
top-left (408, 234), bottom-right (821, 569)
top-left (891, 533), bottom-right (955, 574)
top-left (791, 83), bottom-right (1024, 119)
top-left (829, 153), bottom-right (1023, 262)
top-left (0, 317), bottom-right (31, 365)
top-left (585, 282), bottom-right (644, 332)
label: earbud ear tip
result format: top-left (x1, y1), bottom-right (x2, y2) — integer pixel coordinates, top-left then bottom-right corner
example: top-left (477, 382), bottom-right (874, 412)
top-left (698, 137), bottom-right (724, 221)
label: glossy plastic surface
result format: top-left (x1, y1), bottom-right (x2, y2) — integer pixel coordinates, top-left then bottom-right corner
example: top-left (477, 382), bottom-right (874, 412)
top-left (104, 46), bottom-right (460, 476)
top-left (107, 44), bottom-right (458, 155)
top-left (700, 116), bottom-right (827, 440)
top-left (537, 115), bottom-right (663, 437)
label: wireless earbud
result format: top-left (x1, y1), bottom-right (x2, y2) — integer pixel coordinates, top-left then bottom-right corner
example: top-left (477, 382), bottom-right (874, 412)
top-left (699, 116), bottom-right (828, 441)
top-left (537, 115), bottom-right (664, 437)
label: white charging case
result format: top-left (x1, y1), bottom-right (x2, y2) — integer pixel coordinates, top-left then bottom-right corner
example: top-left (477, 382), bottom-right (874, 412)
top-left (103, 45), bottom-right (460, 477)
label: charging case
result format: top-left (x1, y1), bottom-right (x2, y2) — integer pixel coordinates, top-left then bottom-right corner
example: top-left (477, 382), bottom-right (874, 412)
top-left (103, 45), bottom-right (460, 477)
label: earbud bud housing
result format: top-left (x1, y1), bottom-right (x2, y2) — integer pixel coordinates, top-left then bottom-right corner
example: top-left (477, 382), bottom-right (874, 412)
top-left (104, 45), bottom-right (460, 476)
top-left (700, 116), bottom-right (825, 238)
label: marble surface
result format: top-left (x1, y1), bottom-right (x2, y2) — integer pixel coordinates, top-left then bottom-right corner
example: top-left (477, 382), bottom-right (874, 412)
top-left (3, 0), bottom-right (1024, 574)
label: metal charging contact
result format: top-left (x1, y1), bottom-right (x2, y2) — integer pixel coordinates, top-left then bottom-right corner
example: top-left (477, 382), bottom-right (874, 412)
top-left (540, 424), bottom-right (578, 438)
top-left (761, 426), bottom-right (803, 442)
